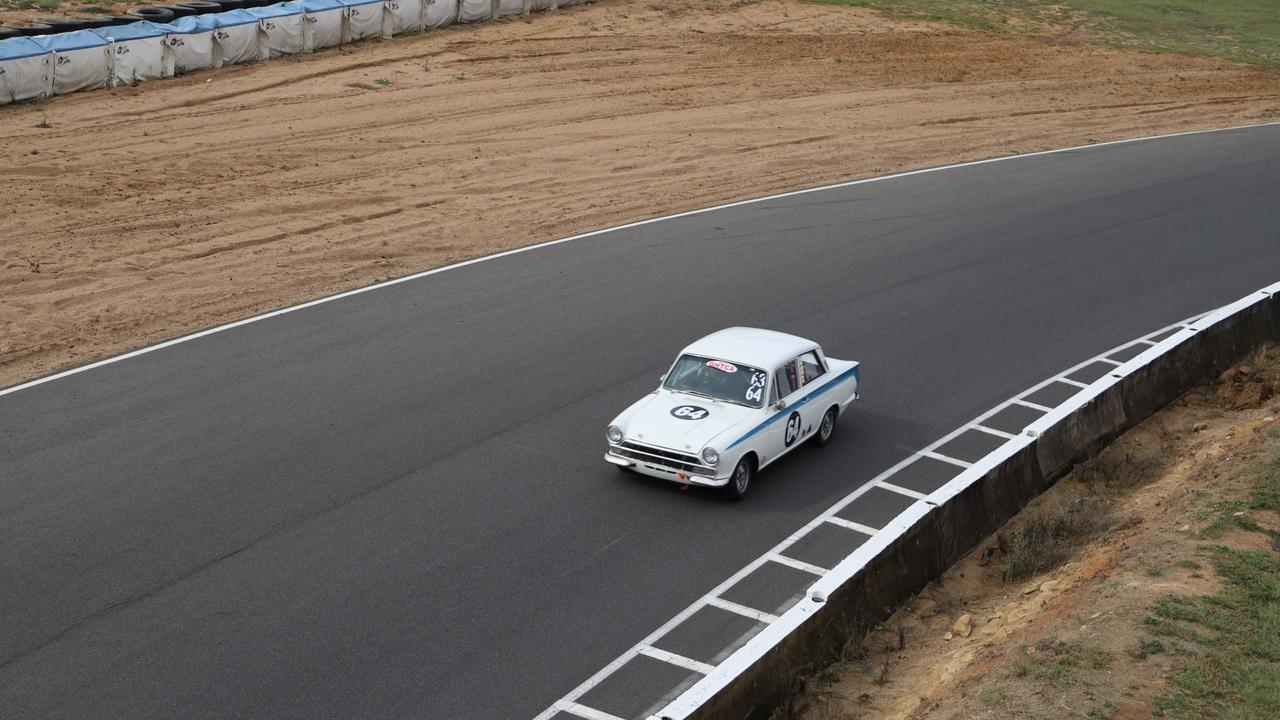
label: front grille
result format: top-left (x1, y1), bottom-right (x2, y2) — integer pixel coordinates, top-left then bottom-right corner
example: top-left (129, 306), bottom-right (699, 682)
top-left (619, 441), bottom-right (700, 465)
top-left (612, 441), bottom-right (715, 477)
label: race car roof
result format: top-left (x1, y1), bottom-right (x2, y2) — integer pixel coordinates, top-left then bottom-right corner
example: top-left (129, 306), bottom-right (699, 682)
top-left (680, 327), bottom-right (819, 370)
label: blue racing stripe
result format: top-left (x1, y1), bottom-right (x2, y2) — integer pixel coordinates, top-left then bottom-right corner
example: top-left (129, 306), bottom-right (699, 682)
top-left (726, 364), bottom-right (859, 450)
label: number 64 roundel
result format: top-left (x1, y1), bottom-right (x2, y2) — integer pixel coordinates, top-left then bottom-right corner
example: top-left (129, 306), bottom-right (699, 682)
top-left (670, 405), bottom-right (710, 420)
top-left (784, 411), bottom-right (802, 447)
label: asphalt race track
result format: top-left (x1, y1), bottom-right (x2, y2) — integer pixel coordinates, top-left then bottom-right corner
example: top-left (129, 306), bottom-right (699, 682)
top-left (3, 125), bottom-right (1280, 720)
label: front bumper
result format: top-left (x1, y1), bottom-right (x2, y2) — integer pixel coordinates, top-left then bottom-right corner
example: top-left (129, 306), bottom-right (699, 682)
top-left (604, 448), bottom-right (728, 488)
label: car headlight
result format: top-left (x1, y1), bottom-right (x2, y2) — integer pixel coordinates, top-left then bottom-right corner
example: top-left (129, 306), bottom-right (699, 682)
top-left (607, 425), bottom-right (624, 444)
top-left (701, 447), bottom-right (720, 466)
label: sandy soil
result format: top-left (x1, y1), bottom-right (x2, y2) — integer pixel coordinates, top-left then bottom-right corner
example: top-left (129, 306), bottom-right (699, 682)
top-left (798, 354), bottom-right (1280, 720)
top-left (2, 0), bottom-right (1278, 389)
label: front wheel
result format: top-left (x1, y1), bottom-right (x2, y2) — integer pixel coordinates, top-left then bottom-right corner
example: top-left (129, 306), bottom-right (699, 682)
top-left (725, 456), bottom-right (754, 501)
top-left (813, 408), bottom-right (838, 447)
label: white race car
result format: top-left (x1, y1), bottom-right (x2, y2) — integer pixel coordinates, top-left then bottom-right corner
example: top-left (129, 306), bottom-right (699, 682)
top-left (605, 328), bottom-right (860, 499)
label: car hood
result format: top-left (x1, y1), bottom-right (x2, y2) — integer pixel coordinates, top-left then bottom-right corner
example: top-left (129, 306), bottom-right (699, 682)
top-left (618, 392), bottom-right (758, 452)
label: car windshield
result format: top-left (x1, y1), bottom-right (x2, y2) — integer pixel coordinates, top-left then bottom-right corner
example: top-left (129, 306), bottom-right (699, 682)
top-left (663, 355), bottom-right (768, 408)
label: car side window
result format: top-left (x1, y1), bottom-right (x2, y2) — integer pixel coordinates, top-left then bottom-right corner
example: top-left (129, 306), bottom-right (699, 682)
top-left (775, 360), bottom-right (799, 399)
top-left (798, 351), bottom-right (826, 387)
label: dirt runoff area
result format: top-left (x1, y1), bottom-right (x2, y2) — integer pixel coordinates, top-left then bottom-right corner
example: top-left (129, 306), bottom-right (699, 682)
top-left (796, 350), bottom-right (1280, 720)
top-left (3, 0), bottom-right (1279, 389)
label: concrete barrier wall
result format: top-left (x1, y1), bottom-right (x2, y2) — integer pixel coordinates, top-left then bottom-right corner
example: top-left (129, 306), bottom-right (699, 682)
top-left (664, 283), bottom-right (1279, 720)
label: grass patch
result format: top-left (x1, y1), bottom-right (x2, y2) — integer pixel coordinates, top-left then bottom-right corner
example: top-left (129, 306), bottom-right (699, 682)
top-left (1000, 494), bottom-right (1116, 581)
top-left (809, 0), bottom-right (1280, 68)
top-left (1151, 547), bottom-right (1280, 718)
top-left (1009, 640), bottom-right (1113, 685)
top-left (1148, 435), bottom-right (1280, 719)
top-left (1127, 638), bottom-right (1167, 660)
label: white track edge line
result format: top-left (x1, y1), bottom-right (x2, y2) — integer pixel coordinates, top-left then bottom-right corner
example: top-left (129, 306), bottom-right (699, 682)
top-left (637, 646), bottom-right (717, 676)
top-left (824, 517), bottom-right (879, 536)
top-left (769, 554), bottom-right (828, 577)
top-left (705, 598), bottom-right (779, 624)
top-left (4, 120), bottom-right (1278, 401)
top-left (560, 702), bottom-right (626, 720)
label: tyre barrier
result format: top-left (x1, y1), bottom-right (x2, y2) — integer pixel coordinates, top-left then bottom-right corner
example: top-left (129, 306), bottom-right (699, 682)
top-left (179, 0), bottom-right (225, 12)
top-left (3, 22), bottom-right (52, 37)
top-left (646, 280), bottom-right (1280, 720)
top-left (1, 0), bottom-right (592, 104)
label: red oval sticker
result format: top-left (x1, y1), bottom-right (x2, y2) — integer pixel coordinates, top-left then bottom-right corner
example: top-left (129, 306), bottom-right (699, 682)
top-left (706, 360), bottom-right (738, 373)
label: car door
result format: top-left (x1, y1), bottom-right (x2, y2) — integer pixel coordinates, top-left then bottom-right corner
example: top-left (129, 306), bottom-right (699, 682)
top-left (761, 358), bottom-right (804, 466)
top-left (794, 349), bottom-right (832, 438)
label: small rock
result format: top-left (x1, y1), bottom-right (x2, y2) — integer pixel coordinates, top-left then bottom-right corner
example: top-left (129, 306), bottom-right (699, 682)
top-left (943, 631), bottom-right (953, 641)
top-left (1192, 422), bottom-right (1209, 432)
top-left (1239, 365), bottom-right (1253, 376)
top-left (1233, 511), bottom-right (1246, 517)
top-left (1219, 368), bottom-right (1239, 384)
top-left (1022, 584), bottom-right (1038, 595)
top-left (953, 614), bottom-right (973, 638)
top-left (1089, 612), bottom-right (1102, 620)
top-left (1179, 525), bottom-right (1191, 532)
top-left (1039, 580), bottom-right (1060, 593)
top-left (30, 149), bottom-right (38, 155)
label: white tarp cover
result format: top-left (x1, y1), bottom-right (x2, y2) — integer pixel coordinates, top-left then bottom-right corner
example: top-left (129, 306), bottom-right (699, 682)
top-left (212, 10), bottom-right (263, 66)
top-left (165, 15), bottom-right (216, 74)
top-left (338, 0), bottom-right (385, 42)
top-left (496, 0), bottom-right (524, 17)
top-left (458, 0), bottom-right (490, 23)
top-left (300, 0), bottom-right (345, 50)
top-left (247, 2), bottom-right (308, 57)
top-left (94, 20), bottom-right (169, 85)
top-left (0, 37), bottom-right (52, 105)
top-left (384, 0), bottom-right (424, 35)
top-left (424, 0), bottom-right (458, 27)
top-left (33, 30), bottom-right (111, 95)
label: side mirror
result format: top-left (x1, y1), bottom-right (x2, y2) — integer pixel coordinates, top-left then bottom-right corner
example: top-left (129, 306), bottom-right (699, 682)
top-left (775, 400), bottom-right (787, 411)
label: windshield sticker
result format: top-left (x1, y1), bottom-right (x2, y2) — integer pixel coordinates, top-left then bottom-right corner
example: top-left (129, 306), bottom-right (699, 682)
top-left (671, 405), bottom-right (710, 420)
top-left (745, 371), bottom-right (767, 404)
top-left (706, 360), bottom-right (738, 373)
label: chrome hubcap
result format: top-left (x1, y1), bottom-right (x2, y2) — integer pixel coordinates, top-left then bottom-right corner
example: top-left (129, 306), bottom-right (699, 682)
top-left (735, 464), bottom-right (749, 491)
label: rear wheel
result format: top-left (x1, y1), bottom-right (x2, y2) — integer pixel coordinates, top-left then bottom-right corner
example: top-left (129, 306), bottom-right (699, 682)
top-left (725, 456), bottom-right (754, 501)
top-left (814, 407), bottom-right (838, 447)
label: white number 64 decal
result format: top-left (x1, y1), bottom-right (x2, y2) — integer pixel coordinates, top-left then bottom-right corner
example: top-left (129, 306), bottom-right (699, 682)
top-left (784, 411), bottom-right (802, 447)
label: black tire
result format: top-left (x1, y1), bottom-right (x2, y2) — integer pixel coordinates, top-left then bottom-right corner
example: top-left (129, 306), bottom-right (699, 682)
top-left (7, 22), bottom-right (53, 36)
top-left (725, 456), bottom-right (755, 501)
top-left (210, 0), bottom-right (246, 9)
top-left (813, 407), bottom-right (838, 447)
top-left (34, 17), bottom-right (88, 32)
top-left (178, 0), bottom-right (223, 12)
top-left (105, 15), bottom-right (141, 26)
top-left (240, 0), bottom-right (275, 8)
top-left (0, 26), bottom-right (21, 40)
top-left (77, 17), bottom-right (117, 30)
top-left (156, 4), bottom-right (200, 18)
top-left (128, 7), bottom-right (176, 23)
